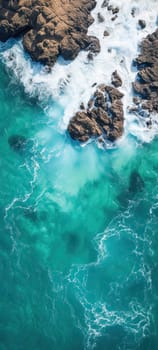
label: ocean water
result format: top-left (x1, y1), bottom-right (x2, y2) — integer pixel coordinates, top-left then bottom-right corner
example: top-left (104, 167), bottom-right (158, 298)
top-left (0, 1), bottom-right (158, 349)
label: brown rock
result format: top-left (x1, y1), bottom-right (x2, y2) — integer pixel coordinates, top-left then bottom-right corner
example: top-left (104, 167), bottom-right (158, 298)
top-left (107, 5), bottom-right (113, 11)
top-left (103, 30), bottom-right (110, 37)
top-left (111, 100), bottom-right (124, 120)
top-left (85, 36), bottom-right (101, 54)
top-left (68, 111), bottom-right (102, 142)
top-left (111, 70), bottom-right (122, 87)
top-left (80, 102), bottom-right (85, 110)
top-left (93, 90), bottom-right (106, 108)
top-left (137, 66), bottom-right (158, 84)
top-left (107, 5), bottom-right (119, 15)
top-left (108, 121), bottom-right (124, 142)
top-left (101, 0), bottom-right (109, 8)
top-left (87, 52), bottom-right (94, 61)
top-left (112, 7), bottom-right (119, 15)
top-left (97, 12), bottom-right (105, 23)
top-left (111, 15), bottom-right (118, 21)
top-left (132, 28), bottom-right (158, 117)
top-left (133, 97), bottom-right (141, 105)
top-left (60, 36), bottom-right (80, 60)
top-left (0, 0), bottom-right (98, 66)
top-left (105, 86), bottom-right (124, 102)
top-left (68, 84), bottom-right (124, 143)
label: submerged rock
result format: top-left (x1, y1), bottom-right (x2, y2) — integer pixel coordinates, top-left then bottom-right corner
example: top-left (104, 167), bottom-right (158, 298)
top-left (63, 232), bottom-right (80, 253)
top-left (129, 171), bottom-right (144, 194)
top-left (8, 135), bottom-right (28, 152)
top-left (118, 171), bottom-right (145, 207)
top-left (0, 0), bottom-right (98, 66)
top-left (23, 207), bottom-right (38, 222)
top-left (8, 134), bottom-right (34, 154)
top-left (68, 84), bottom-right (124, 143)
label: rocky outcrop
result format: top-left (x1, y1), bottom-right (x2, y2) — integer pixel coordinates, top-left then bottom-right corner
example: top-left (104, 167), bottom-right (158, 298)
top-left (0, 0), bottom-right (99, 66)
top-left (68, 85), bottom-right (124, 143)
top-left (132, 29), bottom-right (158, 116)
top-left (138, 19), bottom-right (146, 30)
top-left (111, 70), bottom-right (122, 88)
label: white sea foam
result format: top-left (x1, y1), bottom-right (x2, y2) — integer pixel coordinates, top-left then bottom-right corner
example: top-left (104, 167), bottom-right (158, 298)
top-left (65, 187), bottom-right (155, 349)
top-left (66, 204), bottom-right (153, 349)
top-left (0, 0), bottom-right (158, 144)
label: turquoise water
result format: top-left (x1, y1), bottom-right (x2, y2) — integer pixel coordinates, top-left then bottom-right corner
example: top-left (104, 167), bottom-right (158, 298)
top-left (0, 51), bottom-right (158, 350)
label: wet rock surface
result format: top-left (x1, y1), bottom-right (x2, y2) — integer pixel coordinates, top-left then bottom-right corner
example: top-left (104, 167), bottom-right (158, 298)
top-left (103, 30), bottom-right (110, 37)
top-left (132, 29), bottom-right (158, 117)
top-left (138, 19), bottom-right (146, 29)
top-left (68, 85), bottom-right (124, 143)
top-left (111, 70), bottom-right (122, 88)
top-left (101, 0), bottom-right (109, 8)
top-left (0, 0), bottom-right (99, 66)
top-left (97, 12), bottom-right (105, 23)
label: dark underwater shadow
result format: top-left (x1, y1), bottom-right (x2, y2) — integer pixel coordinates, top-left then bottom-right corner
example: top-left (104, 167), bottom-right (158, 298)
top-left (95, 325), bottom-right (127, 350)
top-left (117, 169), bottom-right (145, 208)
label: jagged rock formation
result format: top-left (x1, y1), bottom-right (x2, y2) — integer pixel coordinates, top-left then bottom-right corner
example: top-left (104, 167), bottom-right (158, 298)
top-left (68, 84), bottom-right (124, 142)
top-left (132, 29), bottom-right (158, 115)
top-left (0, 0), bottom-right (100, 66)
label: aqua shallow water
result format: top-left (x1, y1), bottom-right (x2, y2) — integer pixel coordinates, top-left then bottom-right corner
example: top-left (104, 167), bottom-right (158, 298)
top-left (0, 57), bottom-right (158, 350)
